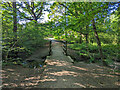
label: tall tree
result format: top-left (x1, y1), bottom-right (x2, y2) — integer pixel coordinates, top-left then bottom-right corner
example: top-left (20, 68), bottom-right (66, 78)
top-left (13, 1), bottom-right (17, 41)
top-left (92, 19), bottom-right (107, 66)
top-left (49, 2), bottom-right (109, 65)
top-left (18, 2), bottom-right (46, 22)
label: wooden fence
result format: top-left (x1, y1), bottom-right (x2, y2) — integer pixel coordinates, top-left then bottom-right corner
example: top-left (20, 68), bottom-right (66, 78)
top-left (49, 40), bottom-right (67, 56)
top-left (62, 41), bottom-right (67, 56)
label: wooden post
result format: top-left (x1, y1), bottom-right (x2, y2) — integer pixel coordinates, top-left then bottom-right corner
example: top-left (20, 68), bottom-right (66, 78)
top-left (63, 41), bottom-right (67, 56)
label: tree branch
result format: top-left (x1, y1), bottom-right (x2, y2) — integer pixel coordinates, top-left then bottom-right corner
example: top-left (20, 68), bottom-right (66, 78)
top-left (17, 9), bottom-right (34, 20)
top-left (58, 2), bottom-right (75, 16)
top-left (24, 2), bottom-right (37, 20)
top-left (7, 2), bottom-right (13, 8)
top-left (36, 3), bottom-right (44, 18)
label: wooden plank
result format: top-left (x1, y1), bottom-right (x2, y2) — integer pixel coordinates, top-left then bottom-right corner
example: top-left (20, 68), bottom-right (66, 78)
top-left (63, 47), bottom-right (66, 51)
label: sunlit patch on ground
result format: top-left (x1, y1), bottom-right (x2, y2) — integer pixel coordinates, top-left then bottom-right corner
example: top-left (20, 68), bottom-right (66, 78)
top-left (49, 70), bottom-right (79, 77)
top-left (46, 59), bottom-right (71, 66)
top-left (74, 83), bottom-right (86, 88)
top-left (25, 76), bottom-right (41, 80)
top-left (115, 82), bottom-right (120, 86)
top-left (2, 65), bottom-right (43, 88)
top-left (72, 66), bottom-right (88, 71)
top-left (40, 79), bottom-right (57, 82)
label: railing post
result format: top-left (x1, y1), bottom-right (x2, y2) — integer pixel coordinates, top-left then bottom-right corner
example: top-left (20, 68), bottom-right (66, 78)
top-left (62, 41), bottom-right (67, 56)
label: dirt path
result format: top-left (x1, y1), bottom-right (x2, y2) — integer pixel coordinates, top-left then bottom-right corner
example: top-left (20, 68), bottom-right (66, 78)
top-left (1, 43), bottom-right (50, 88)
top-left (2, 41), bottom-right (119, 88)
top-left (39, 42), bottom-right (119, 88)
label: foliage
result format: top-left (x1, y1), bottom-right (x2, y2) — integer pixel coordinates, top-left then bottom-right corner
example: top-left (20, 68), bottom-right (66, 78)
top-left (1, 1), bottom-right (120, 66)
top-left (68, 42), bottom-right (120, 64)
top-left (49, 2), bottom-right (120, 65)
top-left (1, 2), bottom-right (50, 66)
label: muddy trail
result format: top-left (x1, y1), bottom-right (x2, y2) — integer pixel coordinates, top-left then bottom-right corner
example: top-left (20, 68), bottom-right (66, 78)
top-left (1, 41), bottom-right (120, 88)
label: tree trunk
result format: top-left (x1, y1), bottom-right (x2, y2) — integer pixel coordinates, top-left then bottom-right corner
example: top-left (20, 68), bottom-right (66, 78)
top-left (117, 6), bottom-right (120, 45)
top-left (79, 33), bottom-right (82, 44)
top-left (85, 25), bottom-right (93, 63)
top-left (86, 25), bottom-right (89, 44)
top-left (13, 1), bottom-right (17, 41)
top-left (92, 19), bottom-right (107, 66)
top-left (65, 2), bottom-right (67, 39)
top-left (13, 1), bottom-right (18, 59)
top-left (35, 19), bottom-right (38, 29)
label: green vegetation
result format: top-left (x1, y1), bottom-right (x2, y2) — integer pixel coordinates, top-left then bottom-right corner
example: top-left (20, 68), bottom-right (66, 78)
top-left (1, 2), bottom-right (50, 66)
top-left (1, 1), bottom-right (120, 67)
top-left (48, 2), bottom-right (120, 66)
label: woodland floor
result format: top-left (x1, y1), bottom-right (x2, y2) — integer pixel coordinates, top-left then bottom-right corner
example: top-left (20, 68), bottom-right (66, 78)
top-left (1, 41), bottom-right (120, 88)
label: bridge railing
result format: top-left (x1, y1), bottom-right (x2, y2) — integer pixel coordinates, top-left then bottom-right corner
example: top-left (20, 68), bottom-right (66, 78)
top-left (62, 41), bottom-right (67, 56)
top-left (49, 40), bottom-right (67, 56)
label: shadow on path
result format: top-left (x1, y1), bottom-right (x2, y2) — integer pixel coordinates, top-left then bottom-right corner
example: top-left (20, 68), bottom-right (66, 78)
top-left (40, 42), bottom-right (119, 88)
top-left (1, 41), bottom-right (119, 88)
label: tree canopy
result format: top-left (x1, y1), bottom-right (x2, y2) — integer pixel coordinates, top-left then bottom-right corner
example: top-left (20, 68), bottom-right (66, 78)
top-left (1, 1), bottom-right (120, 66)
